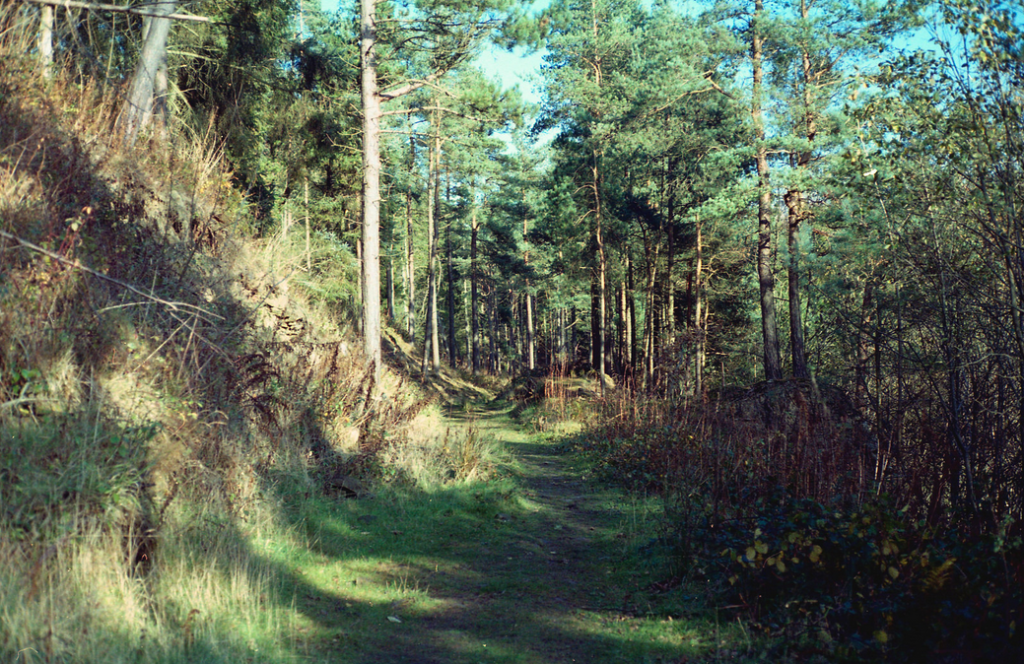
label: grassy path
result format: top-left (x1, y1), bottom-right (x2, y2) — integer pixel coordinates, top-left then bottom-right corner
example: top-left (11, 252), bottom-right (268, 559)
top-left (267, 403), bottom-right (723, 663)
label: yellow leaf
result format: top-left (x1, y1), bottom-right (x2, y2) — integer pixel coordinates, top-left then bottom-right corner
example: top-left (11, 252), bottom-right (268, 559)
top-left (810, 545), bottom-right (823, 563)
top-left (755, 541), bottom-right (769, 555)
top-left (888, 566), bottom-right (900, 580)
top-left (776, 559), bottom-right (787, 573)
top-left (874, 629), bottom-right (889, 644)
top-left (745, 547), bottom-right (757, 562)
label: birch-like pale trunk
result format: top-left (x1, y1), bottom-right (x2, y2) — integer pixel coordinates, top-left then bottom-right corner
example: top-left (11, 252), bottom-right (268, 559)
top-left (121, 0), bottom-right (176, 142)
top-left (38, 6), bottom-right (53, 77)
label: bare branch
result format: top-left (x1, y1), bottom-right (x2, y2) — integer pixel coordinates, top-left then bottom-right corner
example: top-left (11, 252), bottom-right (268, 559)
top-left (19, 0), bottom-right (210, 22)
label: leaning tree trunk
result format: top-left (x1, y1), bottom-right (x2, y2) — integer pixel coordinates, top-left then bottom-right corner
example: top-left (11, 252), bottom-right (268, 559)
top-left (121, 1), bottom-right (176, 142)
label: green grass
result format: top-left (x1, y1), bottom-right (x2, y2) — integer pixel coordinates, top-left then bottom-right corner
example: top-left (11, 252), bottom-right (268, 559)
top-left (1, 400), bottom-right (770, 664)
top-left (228, 405), bottom-right (756, 664)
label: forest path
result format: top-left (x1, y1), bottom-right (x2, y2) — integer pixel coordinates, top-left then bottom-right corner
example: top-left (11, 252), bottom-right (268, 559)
top-left (288, 402), bottom-right (713, 664)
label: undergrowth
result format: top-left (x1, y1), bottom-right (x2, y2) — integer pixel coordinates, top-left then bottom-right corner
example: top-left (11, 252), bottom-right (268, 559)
top-left (0, 13), bottom-right (482, 662)
top-left (566, 380), bottom-right (1024, 662)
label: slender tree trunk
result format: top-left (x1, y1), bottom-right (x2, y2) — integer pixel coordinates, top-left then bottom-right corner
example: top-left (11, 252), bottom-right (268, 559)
top-left (38, 6), bottom-right (54, 77)
top-left (785, 185), bottom-right (809, 378)
top-left (526, 291), bottom-right (536, 371)
top-left (446, 165), bottom-right (457, 367)
top-left (627, 250), bottom-right (637, 375)
top-left (523, 197), bottom-right (535, 371)
top-left (591, 275), bottom-right (601, 371)
top-left (784, 0), bottom-right (814, 380)
top-left (464, 278), bottom-right (472, 367)
top-left (121, 0), bottom-right (177, 142)
top-left (356, 236), bottom-right (363, 332)
top-left (471, 202), bottom-right (480, 374)
top-left (752, 0), bottom-right (782, 381)
top-left (387, 250), bottom-right (395, 322)
top-left (855, 280), bottom-right (874, 406)
top-left (695, 214), bottom-right (705, 396)
top-left (667, 194), bottom-right (676, 351)
top-left (489, 278), bottom-right (497, 374)
top-left (358, 0), bottom-right (383, 379)
top-left (426, 117), bottom-right (441, 373)
top-left (406, 136), bottom-right (416, 340)
top-left (305, 179), bottom-right (311, 272)
top-left (590, 0), bottom-right (607, 397)
top-left (643, 233), bottom-right (659, 391)
top-left (596, 168), bottom-right (607, 396)
top-left (617, 281), bottom-right (627, 374)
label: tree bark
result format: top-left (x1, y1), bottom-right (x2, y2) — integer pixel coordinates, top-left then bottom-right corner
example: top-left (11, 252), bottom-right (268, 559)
top-left (784, 0), bottom-right (814, 380)
top-left (38, 6), bottom-right (54, 78)
top-left (523, 200), bottom-right (535, 371)
top-left (406, 135), bottom-right (416, 340)
top-left (424, 114), bottom-right (442, 374)
top-left (785, 186), bottom-right (809, 378)
top-left (446, 164), bottom-right (457, 367)
top-left (752, 0), bottom-right (782, 381)
top-left (471, 200), bottom-right (481, 373)
top-left (121, 0), bottom-right (176, 142)
top-left (359, 0), bottom-right (383, 379)
top-left (695, 214), bottom-right (705, 396)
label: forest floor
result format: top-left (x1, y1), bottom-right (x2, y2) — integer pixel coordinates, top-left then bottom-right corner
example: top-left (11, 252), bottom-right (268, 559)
top-left (273, 401), bottom-right (743, 664)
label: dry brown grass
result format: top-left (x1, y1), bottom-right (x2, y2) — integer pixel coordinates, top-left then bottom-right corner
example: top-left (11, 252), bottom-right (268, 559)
top-left (0, 12), bottom-right (437, 661)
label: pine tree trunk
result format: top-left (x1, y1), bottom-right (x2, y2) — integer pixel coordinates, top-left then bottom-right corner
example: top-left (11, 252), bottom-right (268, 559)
top-left (695, 215), bottom-right (705, 397)
top-left (643, 234), bottom-right (659, 391)
top-left (426, 121), bottom-right (441, 373)
top-left (387, 251), bottom-right (395, 322)
top-left (464, 278), bottom-right (472, 367)
top-left (785, 0), bottom-right (814, 380)
top-left (622, 249), bottom-right (630, 372)
top-left (489, 278), bottom-right (497, 374)
top-left (591, 275), bottom-right (601, 372)
top-left (446, 166), bottom-right (457, 367)
top-left (406, 135), bottom-right (416, 340)
top-left (471, 203), bottom-right (480, 374)
top-left (752, 0), bottom-right (782, 381)
top-left (785, 186), bottom-right (809, 378)
top-left (358, 0), bottom-right (383, 380)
